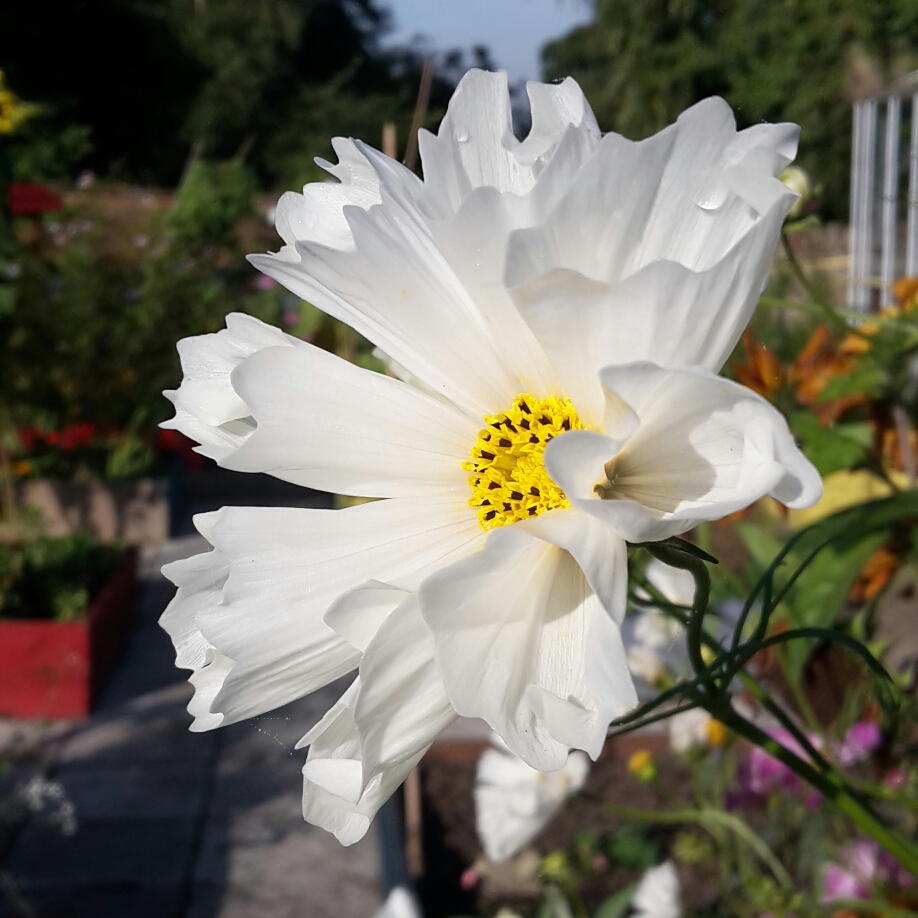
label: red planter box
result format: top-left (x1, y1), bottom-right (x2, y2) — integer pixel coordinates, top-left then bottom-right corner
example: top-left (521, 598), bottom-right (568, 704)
top-left (0, 550), bottom-right (137, 719)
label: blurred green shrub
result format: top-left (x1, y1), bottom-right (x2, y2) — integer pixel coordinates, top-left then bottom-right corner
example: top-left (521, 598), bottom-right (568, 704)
top-left (0, 533), bottom-right (124, 621)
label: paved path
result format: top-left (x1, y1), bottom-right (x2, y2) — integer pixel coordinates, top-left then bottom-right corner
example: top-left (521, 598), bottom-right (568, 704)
top-left (0, 536), bottom-right (380, 918)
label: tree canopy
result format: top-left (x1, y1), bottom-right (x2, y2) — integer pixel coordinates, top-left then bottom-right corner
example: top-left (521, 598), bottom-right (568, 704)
top-left (0, 0), bottom-right (461, 189)
top-left (543, 0), bottom-right (918, 217)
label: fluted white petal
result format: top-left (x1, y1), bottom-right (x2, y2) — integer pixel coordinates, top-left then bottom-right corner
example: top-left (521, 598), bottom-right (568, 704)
top-left (545, 363), bottom-right (822, 542)
top-left (298, 665), bottom-right (446, 846)
top-left (161, 497), bottom-right (482, 730)
top-left (354, 595), bottom-right (456, 786)
top-left (222, 344), bottom-right (476, 497)
top-left (417, 70), bottom-right (600, 217)
top-left (250, 147), bottom-right (517, 420)
top-left (163, 312), bottom-right (303, 429)
top-left (512, 214), bottom-right (789, 423)
top-left (419, 524), bottom-right (635, 771)
top-left (274, 138), bottom-right (381, 255)
top-left (475, 740), bottom-right (590, 863)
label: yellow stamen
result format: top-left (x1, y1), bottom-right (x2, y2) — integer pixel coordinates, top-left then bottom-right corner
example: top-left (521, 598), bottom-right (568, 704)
top-left (463, 393), bottom-right (582, 531)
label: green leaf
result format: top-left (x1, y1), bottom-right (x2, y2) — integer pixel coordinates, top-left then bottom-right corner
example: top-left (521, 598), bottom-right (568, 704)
top-left (815, 363), bottom-right (884, 402)
top-left (0, 284), bottom-right (15, 316)
top-left (593, 885), bottom-right (636, 918)
top-left (788, 412), bottom-right (872, 476)
top-left (780, 533), bottom-right (885, 677)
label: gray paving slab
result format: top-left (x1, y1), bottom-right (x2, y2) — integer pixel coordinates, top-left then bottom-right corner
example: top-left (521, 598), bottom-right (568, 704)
top-left (0, 530), bottom-right (382, 918)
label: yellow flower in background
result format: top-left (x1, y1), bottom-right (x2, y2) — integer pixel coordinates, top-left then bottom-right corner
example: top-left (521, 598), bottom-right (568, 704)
top-left (788, 469), bottom-right (904, 529)
top-left (628, 749), bottom-right (658, 782)
top-left (0, 70), bottom-right (40, 135)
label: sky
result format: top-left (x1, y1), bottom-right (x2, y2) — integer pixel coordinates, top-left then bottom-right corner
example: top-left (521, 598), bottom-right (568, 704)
top-left (381, 0), bottom-right (593, 84)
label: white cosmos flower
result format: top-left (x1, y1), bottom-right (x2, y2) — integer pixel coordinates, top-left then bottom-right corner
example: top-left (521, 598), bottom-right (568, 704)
top-left (475, 734), bottom-right (590, 863)
top-left (160, 70), bottom-right (821, 846)
top-left (632, 861), bottom-right (682, 918)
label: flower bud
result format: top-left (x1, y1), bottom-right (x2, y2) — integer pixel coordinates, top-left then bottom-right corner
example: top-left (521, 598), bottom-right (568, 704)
top-left (780, 166), bottom-right (812, 220)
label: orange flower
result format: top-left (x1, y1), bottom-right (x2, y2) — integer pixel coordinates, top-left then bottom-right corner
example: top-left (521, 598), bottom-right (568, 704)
top-left (849, 545), bottom-right (900, 603)
top-left (732, 331), bottom-right (784, 399)
top-left (790, 325), bottom-right (865, 425)
top-left (891, 276), bottom-right (918, 312)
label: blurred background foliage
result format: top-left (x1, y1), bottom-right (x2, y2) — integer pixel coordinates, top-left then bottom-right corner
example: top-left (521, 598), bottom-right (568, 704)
top-left (0, 0), bottom-right (465, 188)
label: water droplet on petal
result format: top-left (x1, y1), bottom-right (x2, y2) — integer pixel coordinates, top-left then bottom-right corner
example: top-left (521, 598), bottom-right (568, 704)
top-left (456, 129), bottom-right (469, 143)
top-left (692, 171), bottom-right (728, 211)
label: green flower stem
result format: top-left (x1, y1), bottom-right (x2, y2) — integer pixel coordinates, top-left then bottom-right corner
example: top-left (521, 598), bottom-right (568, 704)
top-left (643, 540), bottom-right (711, 682)
top-left (714, 701), bottom-right (918, 878)
top-left (779, 232), bottom-right (854, 333)
top-left (602, 802), bottom-right (793, 890)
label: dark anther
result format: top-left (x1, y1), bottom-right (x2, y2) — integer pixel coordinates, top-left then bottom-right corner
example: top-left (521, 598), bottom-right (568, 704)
top-left (479, 450), bottom-right (495, 460)
top-left (519, 419), bottom-right (530, 429)
top-left (484, 510), bottom-right (497, 521)
top-left (498, 438), bottom-right (512, 448)
top-left (530, 487), bottom-right (540, 496)
top-left (539, 415), bottom-right (550, 424)
top-left (519, 401), bottom-right (531, 414)
top-left (503, 502), bottom-right (512, 511)
top-left (509, 491), bottom-right (523, 500)
top-left (505, 421), bottom-right (517, 432)
top-left (529, 434), bottom-right (539, 444)
top-left (488, 480), bottom-right (500, 490)
top-left (561, 418), bottom-right (571, 430)
top-left (528, 506), bottom-right (538, 515)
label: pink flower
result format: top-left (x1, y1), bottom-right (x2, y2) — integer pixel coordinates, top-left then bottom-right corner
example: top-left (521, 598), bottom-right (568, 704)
top-left (837, 721), bottom-right (882, 767)
top-left (256, 274), bottom-right (277, 291)
top-left (823, 862), bottom-right (868, 902)
top-left (459, 866), bottom-right (479, 890)
top-left (884, 767), bottom-right (907, 789)
top-left (740, 729), bottom-right (819, 796)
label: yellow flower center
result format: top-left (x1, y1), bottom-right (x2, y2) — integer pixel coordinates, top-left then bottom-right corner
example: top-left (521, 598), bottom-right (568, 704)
top-left (462, 393), bottom-right (582, 531)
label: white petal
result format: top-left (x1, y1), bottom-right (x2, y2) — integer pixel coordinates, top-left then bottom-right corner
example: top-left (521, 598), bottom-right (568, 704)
top-left (249, 146), bottom-right (517, 420)
top-left (324, 581), bottom-right (409, 654)
top-left (221, 343), bottom-right (476, 497)
top-left (512, 213), bottom-right (789, 421)
top-left (419, 524), bottom-right (636, 770)
top-left (165, 312), bottom-right (302, 428)
top-left (507, 98), bottom-right (799, 408)
top-left (545, 364), bottom-right (822, 542)
top-left (516, 508), bottom-right (629, 625)
top-left (299, 678), bottom-right (432, 847)
top-left (160, 497), bottom-right (483, 730)
top-left (504, 128), bottom-right (678, 291)
top-left (354, 595), bottom-right (457, 786)
top-left (160, 403), bottom-right (256, 464)
top-left (300, 597), bottom-right (456, 843)
top-left (417, 70), bottom-right (600, 217)
top-left (274, 138), bottom-right (381, 254)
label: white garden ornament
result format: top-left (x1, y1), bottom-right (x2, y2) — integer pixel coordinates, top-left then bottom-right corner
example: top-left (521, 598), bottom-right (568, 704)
top-left (160, 69), bottom-right (821, 845)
